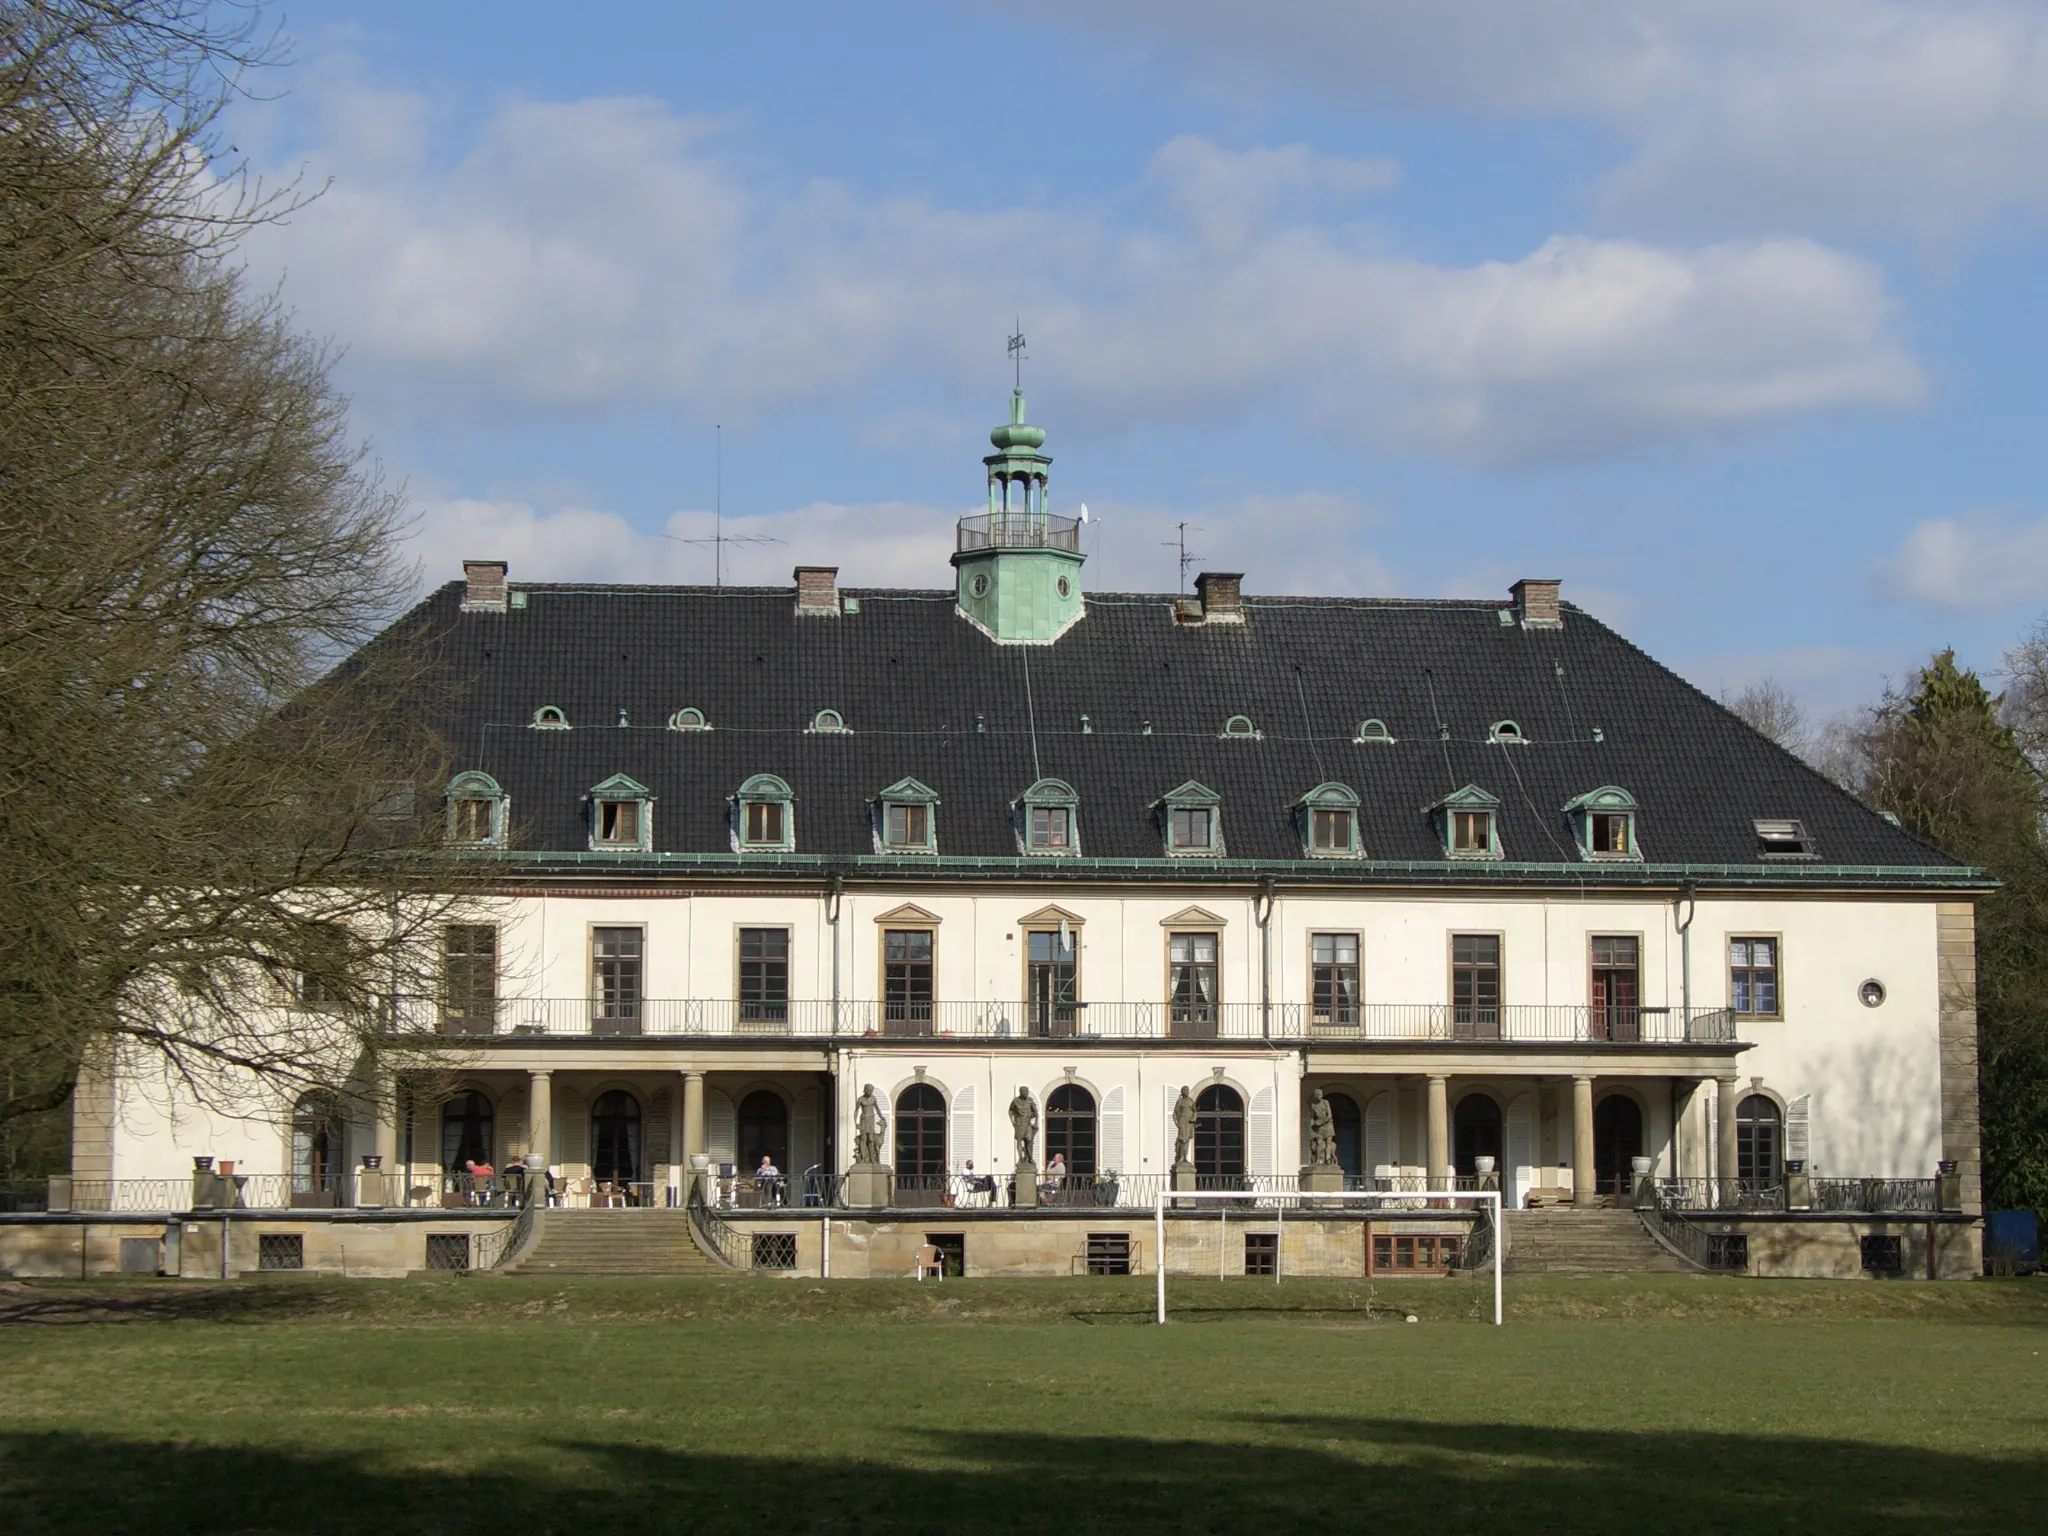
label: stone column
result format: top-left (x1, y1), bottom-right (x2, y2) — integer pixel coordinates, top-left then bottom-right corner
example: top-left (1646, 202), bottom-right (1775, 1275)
top-left (527, 1070), bottom-right (552, 1166)
top-left (682, 1071), bottom-right (706, 1200)
top-left (1425, 1075), bottom-right (1449, 1185)
top-left (1571, 1075), bottom-right (1597, 1207)
top-left (1716, 1076), bottom-right (1741, 1206)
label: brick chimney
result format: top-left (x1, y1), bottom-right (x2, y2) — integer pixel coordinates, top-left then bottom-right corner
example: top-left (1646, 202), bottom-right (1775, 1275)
top-left (794, 565), bottom-right (840, 617)
top-left (461, 560), bottom-right (508, 612)
top-left (1510, 578), bottom-right (1562, 629)
top-left (1194, 571), bottom-right (1245, 624)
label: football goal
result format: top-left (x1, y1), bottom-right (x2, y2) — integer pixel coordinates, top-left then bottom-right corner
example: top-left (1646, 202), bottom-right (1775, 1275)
top-left (1151, 1187), bottom-right (1502, 1326)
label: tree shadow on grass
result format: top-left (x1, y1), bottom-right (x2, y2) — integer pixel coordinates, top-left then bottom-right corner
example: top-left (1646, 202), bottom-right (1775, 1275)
top-left (1, 1412), bottom-right (2037, 1535)
top-left (0, 1280), bottom-right (338, 1327)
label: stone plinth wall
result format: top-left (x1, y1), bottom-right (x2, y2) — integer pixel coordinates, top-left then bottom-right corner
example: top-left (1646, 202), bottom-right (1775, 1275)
top-left (0, 1213), bottom-right (516, 1279)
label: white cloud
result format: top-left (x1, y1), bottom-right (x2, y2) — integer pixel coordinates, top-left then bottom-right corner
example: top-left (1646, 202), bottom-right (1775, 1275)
top-left (243, 79), bottom-right (1921, 467)
top-left (1874, 507), bottom-right (2048, 613)
top-left (1035, 0), bottom-right (2048, 244)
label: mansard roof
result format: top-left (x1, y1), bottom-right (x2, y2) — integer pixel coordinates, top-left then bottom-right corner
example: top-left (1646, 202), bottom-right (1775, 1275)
top-left (368, 579), bottom-right (1971, 882)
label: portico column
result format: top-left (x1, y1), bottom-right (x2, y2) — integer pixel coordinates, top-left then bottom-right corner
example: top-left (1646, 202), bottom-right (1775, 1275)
top-left (526, 1070), bottom-right (552, 1166)
top-left (371, 1064), bottom-right (398, 1167)
top-left (1425, 1075), bottom-right (1449, 1185)
top-left (1716, 1076), bottom-right (1741, 1206)
top-left (682, 1071), bottom-right (706, 1200)
top-left (1571, 1075), bottom-right (1597, 1207)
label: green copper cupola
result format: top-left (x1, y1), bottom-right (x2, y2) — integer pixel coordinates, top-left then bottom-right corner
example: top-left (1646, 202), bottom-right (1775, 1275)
top-left (953, 385), bottom-right (1085, 644)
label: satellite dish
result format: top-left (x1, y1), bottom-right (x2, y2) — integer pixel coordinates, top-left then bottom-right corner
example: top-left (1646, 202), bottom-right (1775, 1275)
top-left (1078, 503), bottom-right (1090, 524)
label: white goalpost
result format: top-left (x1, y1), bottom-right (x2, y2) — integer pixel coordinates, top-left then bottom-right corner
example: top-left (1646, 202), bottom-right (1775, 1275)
top-left (1152, 1188), bottom-right (1503, 1327)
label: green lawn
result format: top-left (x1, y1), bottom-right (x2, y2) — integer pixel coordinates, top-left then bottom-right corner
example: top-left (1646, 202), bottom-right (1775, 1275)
top-left (1, 1274), bottom-right (2043, 1534)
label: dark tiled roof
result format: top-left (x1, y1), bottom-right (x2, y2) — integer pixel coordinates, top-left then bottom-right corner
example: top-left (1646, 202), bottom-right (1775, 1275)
top-left (372, 579), bottom-right (1968, 882)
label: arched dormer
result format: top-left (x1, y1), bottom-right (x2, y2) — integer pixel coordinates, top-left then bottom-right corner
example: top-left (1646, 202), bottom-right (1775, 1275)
top-left (734, 773), bottom-right (795, 853)
top-left (1296, 782), bottom-right (1362, 858)
top-left (445, 770), bottom-right (507, 847)
top-left (1017, 777), bottom-right (1080, 856)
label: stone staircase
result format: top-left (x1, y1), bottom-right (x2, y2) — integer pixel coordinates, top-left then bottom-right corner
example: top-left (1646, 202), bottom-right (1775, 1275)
top-left (504, 1210), bottom-right (735, 1276)
top-left (1504, 1208), bottom-right (1691, 1275)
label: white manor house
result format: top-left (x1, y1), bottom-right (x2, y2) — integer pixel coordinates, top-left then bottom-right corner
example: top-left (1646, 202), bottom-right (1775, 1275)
top-left (16, 392), bottom-right (1987, 1283)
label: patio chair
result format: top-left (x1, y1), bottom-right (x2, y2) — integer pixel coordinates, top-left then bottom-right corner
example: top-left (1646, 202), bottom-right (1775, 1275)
top-left (914, 1244), bottom-right (946, 1282)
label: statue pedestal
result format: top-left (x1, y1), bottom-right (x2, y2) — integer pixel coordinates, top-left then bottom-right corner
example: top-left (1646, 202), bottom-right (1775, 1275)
top-left (1012, 1158), bottom-right (1038, 1207)
top-left (1300, 1163), bottom-right (1344, 1194)
top-left (1171, 1162), bottom-right (1198, 1193)
top-left (842, 1163), bottom-right (892, 1210)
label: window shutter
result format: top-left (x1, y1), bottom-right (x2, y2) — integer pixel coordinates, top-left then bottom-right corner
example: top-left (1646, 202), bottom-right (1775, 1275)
top-left (1248, 1086), bottom-right (1274, 1176)
top-left (1786, 1095), bottom-right (1810, 1164)
top-left (646, 1093), bottom-right (671, 1174)
top-left (707, 1089), bottom-right (735, 1166)
top-left (1506, 1093), bottom-right (1536, 1209)
top-left (1365, 1091), bottom-right (1395, 1179)
top-left (1099, 1085), bottom-right (1126, 1174)
top-left (950, 1083), bottom-right (976, 1171)
top-left (793, 1088), bottom-right (819, 1174)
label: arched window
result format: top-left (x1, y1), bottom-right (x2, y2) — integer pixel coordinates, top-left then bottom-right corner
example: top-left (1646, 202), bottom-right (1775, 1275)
top-left (590, 1089), bottom-right (642, 1186)
top-left (1354, 718), bottom-right (1394, 744)
top-left (737, 1090), bottom-right (790, 1184)
top-left (669, 707), bottom-right (709, 731)
top-left (532, 705), bottom-right (568, 729)
top-left (291, 1093), bottom-right (344, 1201)
top-left (1593, 1095), bottom-right (1644, 1198)
top-left (1328, 1091), bottom-right (1362, 1179)
top-left (894, 1084), bottom-right (947, 1181)
top-left (1194, 1084), bottom-right (1245, 1182)
top-left (1046, 1084), bottom-right (1097, 1179)
top-left (808, 708), bottom-right (848, 733)
top-left (1453, 1093), bottom-right (1503, 1177)
top-left (1221, 714), bottom-right (1260, 740)
top-left (1490, 720), bottom-right (1524, 744)
top-left (440, 1091), bottom-right (493, 1172)
top-left (1737, 1095), bottom-right (1782, 1190)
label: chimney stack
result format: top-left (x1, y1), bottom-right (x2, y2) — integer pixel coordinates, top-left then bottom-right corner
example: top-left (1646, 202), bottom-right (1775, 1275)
top-left (462, 560), bottom-right (508, 612)
top-left (1510, 578), bottom-right (1562, 629)
top-left (1193, 571), bottom-right (1245, 624)
top-left (794, 565), bottom-right (841, 617)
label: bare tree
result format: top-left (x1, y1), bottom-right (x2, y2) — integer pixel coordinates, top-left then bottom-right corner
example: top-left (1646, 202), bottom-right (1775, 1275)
top-left (1721, 678), bottom-right (1809, 754)
top-left (0, 3), bottom-right (468, 1148)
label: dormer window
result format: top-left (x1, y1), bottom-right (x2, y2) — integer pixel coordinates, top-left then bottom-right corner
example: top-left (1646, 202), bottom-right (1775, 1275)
top-left (444, 771), bottom-right (506, 847)
top-left (532, 705), bottom-right (568, 730)
top-left (1755, 818), bottom-right (1815, 859)
top-left (1296, 782), bottom-right (1361, 858)
top-left (1354, 719), bottom-right (1394, 744)
top-left (876, 777), bottom-right (939, 853)
top-left (1431, 785), bottom-right (1503, 860)
top-left (1221, 715), bottom-right (1261, 740)
top-left (587, 774), bottom-right (652, 853)
top-left (668, 707), bottom-right (709, 731)
top-left (1019, 778), bottom-right (1080, 855)
top-left (1564, 787), bottom-right (1640, 862)
top-left (1489, 720), bottom-right (1524, 744)
top-left (808, 709), bottom-right (849, 734)
top-left (1158, 781), bottom-right (1223, 856)
top-left (735, 774), bottom-right (795, 852)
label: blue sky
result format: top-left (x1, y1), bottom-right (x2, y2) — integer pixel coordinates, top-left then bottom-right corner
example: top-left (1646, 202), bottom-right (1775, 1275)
top-left (229, 1), bottom-right (2048, 722)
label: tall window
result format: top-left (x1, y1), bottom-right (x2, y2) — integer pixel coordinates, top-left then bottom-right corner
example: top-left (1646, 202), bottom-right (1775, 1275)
top-left (440, 1091), bottom-right (493, 1171)
top-left (1046, 1084), bottom-right (1097, 1178)
top-left (1169, 806), bottom-right (1213, 850)
top-left (1589, 811), bottom-right (1632, 855)
top-left (589, 1090), bottom-right (641, 1185)
top-left (440, 925), bottom-right (497, 1035)
top-left (1329, 1091), bottom-right (1362, 1178)
top-left (1310, 807), bottom-right (1353, 852)
top-left (1026, 928), bottom-right (1078, 1037)
top-left (1169, 931), bottom-right (1219, 1038)
top-left (450, 796), bottom-right (496, 843)
top-left (291, 1094), bottom-right (343, 1201)
top-left (894, 1083), bottom-right (948, 1178)
top-left (1589, 935), bottom-right (1640, 1042)
top-left (744, 800), bottom-right (785, 845)
top-left (1195, 1084), bottom-right (1245, 1182)
top-left (738, 927), bottom-right (790, 1025)
top-left (1029, 804), bottom-right (1070, 849)
top-left (1737, 1095), bottom-right (1782, 1189)
top-left (596, 798), bottom-right (641, 846)
top-left (885, 802), bottom-right (929, 848)
top-left (882, 929), bottom-right (933, 1034)
top-left (592, 927), bottom-right (643, 1028)
top-left (1730, 938), bottom-right (1780, 1017)
top-left (1310, 933), bottom-right (1360, 1026)
top-left (1451, 809), bottom-right (1494, 855)
top-left (1450, 934), bottom-right (1501, 1039)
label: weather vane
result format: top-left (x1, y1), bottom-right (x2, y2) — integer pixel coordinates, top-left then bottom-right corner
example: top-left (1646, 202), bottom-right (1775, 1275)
top-left (1008, 321), bottom-right (1027, 392)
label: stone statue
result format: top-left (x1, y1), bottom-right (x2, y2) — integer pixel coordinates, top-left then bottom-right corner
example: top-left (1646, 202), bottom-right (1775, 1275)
top-left (853, 1085), bottom-right (886, 1165)
top-left (1008, 1086), bottom-right (1039, 1167)
top-left (1308, 1088), bottom-right (1337, 1167)
top-left (1171, 1086), bottom-right (1197, 1167)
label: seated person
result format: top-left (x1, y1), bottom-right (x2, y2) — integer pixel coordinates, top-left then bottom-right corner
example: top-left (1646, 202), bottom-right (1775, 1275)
top-left (754, 1154), bottom-right (783, 1205)
top-left (1043, 1152), bottom-right (1068, 1199)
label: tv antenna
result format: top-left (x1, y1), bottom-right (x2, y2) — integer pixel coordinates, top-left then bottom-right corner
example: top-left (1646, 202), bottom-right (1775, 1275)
top-left (658, 423), bottom-right (782, 586)
top-left (1008, 321), bottom-right (1027, 391)
top-left (1162, 521), bottom-right (1203, 594)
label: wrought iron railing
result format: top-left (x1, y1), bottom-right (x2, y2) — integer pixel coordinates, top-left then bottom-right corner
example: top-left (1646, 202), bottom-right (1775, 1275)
top-left (1634, 1178), bottom-right (1717, 1270)
top-left (1811, 1176), bottom-right (1941, 1214)
top-left (956, 512), bottom-right (1081, 553)
top-left (378, 996), bottom-right (1741, 1046)
top-left (473, 1192), bottom-right (539, 1270)
top-left (685, 1188), bottom-right (751, 1270)
top-left (1642, 1177), bottom-right (1786, 1213)
top-left (0, 1182), bottom-right (48, 1213)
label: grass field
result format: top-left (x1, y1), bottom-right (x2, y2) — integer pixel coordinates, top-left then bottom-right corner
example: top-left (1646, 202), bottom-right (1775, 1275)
top-left (2, 1273), bottom-right (2043, 1534)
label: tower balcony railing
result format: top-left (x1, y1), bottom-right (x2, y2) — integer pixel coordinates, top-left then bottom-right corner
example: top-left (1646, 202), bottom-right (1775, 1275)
top-left (956, 512), bottom-right (1081, 553)
top-left (381, 996), bottom-right (1739, 1046)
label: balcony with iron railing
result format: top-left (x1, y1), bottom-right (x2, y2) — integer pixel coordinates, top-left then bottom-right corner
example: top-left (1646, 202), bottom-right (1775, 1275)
top-left (955, 511), bottom-right (1081, 553)
top-left (387, 995), bottom-right (1740, 1046)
